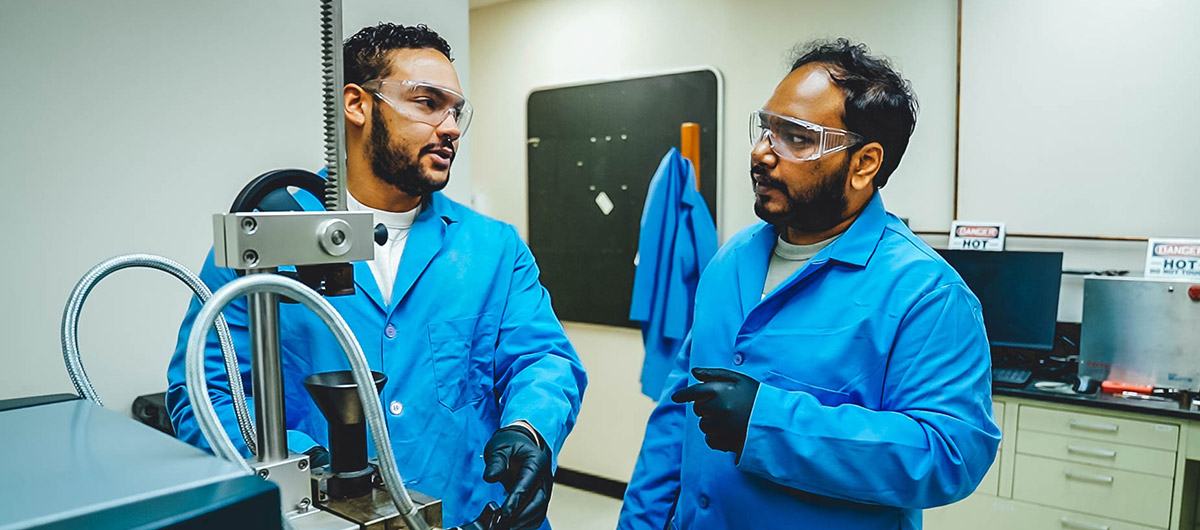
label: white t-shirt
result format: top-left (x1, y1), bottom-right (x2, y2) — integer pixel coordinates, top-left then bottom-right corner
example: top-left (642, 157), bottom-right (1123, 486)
top-left (761, 234), bottom-right (839, 298)
top-left (346, 192), bottom-right (420, 306)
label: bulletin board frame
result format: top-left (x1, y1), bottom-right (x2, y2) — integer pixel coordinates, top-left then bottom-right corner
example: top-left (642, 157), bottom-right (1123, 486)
top-left (526, 67), bottom-right (723, 328)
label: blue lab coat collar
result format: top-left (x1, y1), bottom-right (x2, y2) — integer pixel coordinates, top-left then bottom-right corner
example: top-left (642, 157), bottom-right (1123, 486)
top-left (822, 191), bottom-right (887, 268)
top-left (349, 193), bottom-right (457, 314)
top-left (733, 192), bottom-right (887, 318)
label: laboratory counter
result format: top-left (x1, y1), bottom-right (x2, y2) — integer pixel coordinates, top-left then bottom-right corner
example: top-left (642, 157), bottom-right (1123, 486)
top-left (995, 382), bottom-right (1200, 422)
top-left (925, 380), bottom-right (1200, 530)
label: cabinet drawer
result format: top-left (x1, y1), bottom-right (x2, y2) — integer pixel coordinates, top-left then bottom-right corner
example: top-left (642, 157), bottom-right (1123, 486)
top-left (1017, 430), bottom-right (1176, 477)
top-left (925, 494), bottom-right (1161, 530)
top-left (994, 402), bottom-right (1005, 445)
top-left (976, 451), bottom-right (1000, 495)
top-left (1012, 454), bottom-right (1173, 528)
top-left (1019, 405), bottom-right (1179, 451)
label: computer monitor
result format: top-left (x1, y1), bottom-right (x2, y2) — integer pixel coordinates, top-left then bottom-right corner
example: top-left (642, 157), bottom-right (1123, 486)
top-left (935, 249), bottom-right (1064, 351)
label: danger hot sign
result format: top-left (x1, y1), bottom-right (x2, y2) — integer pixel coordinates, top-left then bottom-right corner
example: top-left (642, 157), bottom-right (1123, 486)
top-left (949, 221), bottom-right (1006, 252)
top-left (1146, 238), bottom-right (1200, 279)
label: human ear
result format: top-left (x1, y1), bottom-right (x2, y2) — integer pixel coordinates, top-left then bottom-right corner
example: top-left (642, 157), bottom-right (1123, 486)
top-left (344, 85), bottom-right (369, 127)
top-left (849, 142), bottom-right (883, 190)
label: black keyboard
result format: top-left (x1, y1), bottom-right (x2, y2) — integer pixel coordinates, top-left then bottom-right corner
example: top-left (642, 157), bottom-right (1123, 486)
top-left (992, 367), bottom-right (1033, 388)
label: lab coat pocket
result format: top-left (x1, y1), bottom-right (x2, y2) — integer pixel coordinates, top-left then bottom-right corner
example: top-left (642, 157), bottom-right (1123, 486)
top-left (428, 315), bottom-right (496, 411)
top-left (764, 370), bottom-right (851, 407)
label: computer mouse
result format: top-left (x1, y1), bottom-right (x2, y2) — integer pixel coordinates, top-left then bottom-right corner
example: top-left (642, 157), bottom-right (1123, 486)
top-left (1073, 375), bottom-right (1100, 394)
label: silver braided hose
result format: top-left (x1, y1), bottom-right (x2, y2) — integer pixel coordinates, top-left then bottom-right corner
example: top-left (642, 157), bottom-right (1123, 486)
top-left (60, 253), bottom-right (258, 455)
top-left (184, 274), bottom-right (431, 530)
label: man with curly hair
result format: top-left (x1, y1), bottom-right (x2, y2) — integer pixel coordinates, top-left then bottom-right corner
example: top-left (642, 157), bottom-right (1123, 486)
top-left (619, 39), bottom-right (1000, 529)
top-left (167, 23), bottom-right (586, 530)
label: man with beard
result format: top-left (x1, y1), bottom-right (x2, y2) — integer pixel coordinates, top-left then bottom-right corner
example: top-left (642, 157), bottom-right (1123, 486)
top-left (618, 39), bottom-right (1000, 529)
top-left (166, 24), bottom-right (586, 530)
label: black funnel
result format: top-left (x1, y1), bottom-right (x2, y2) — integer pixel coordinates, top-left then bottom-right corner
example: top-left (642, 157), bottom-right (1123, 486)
top-left (303, 370), bottom-right (387, 499)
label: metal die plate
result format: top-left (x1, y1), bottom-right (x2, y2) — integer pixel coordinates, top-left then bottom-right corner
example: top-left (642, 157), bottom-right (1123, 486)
top-left (213, 211), bottom-right (374, 269)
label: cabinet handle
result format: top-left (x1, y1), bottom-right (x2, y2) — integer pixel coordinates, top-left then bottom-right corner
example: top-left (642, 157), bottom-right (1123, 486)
top-left (1060, 517), bottom-right (1110, 530)
top-left (1066, 445), bottom-right (1117, 459)
top-left (1068, 420), bottom-right (1118, 433)
top-left (1064, 471), bottom-right (1114, 485)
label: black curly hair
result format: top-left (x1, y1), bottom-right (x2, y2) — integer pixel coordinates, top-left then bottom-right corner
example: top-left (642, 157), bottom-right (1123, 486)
top-left (344, 23), bottom-right (453, 87)
top-left (789, 38), bottom-right (918, 188)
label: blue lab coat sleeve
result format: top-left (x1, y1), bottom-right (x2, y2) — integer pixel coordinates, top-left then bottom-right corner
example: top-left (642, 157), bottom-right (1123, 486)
top-left (165, 250), bottom-right (319, 457)
top-left (494, 226), bottom-right (588, 456)
top-left (736, 283), bottom-right (1000, 508)
top-left (617, 333), bottom-right (693, 529)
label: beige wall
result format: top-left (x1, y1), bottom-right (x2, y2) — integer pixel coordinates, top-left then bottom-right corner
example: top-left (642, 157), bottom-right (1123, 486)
top-left (469, 0), bottom-right (960, 237)
top-left (470, 0), bottom-right (961, 482)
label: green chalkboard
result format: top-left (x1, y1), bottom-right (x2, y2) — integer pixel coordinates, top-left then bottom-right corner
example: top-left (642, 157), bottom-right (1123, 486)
top-left (527, 69), bottom-right (720, 328)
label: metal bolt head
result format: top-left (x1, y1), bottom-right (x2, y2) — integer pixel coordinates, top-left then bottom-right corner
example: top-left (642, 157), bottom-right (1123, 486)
top-left (258, 469), bottom-right (270, 479)
top-left (299, 459), bottom-right (309, 471)
top-left (331, 230), bottom-right (346, 246)
top-left (242, 250), bottom-right (259, 267)
top-left (240, 217), bottom-right (257, 234)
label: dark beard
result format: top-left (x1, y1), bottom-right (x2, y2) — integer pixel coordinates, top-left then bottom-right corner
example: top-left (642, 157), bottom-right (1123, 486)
top-left (752, 158), bottom-right (850, 233)
top-left (367, 105), bottom-right (450, 196)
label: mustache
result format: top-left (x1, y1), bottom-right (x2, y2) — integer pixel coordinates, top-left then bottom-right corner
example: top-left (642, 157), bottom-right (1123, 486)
top-left (751, 165), bottom-right (785, 190)
top-left (420, 140), bottom-right (455, 158)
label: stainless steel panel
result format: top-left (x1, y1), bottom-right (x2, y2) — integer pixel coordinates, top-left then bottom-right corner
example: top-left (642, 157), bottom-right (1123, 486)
top-left (1080, 276), bottom-right (1200, 391)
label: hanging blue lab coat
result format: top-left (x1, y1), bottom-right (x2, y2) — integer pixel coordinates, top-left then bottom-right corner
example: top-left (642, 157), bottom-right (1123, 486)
top-left (630, 148), bottom-right (718, 399)
top-left (166, 190), bottom-right (587, 528)
top-left (619, 193), bottom-right (1000, 529)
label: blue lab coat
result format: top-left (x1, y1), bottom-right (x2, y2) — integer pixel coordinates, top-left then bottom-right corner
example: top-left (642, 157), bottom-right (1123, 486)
top-left (166, 190), bottom-right (587, 528)
top-left (630, 148), bottom-right (718, 399)
top-left (619, 193), bottom-right (1000, 529)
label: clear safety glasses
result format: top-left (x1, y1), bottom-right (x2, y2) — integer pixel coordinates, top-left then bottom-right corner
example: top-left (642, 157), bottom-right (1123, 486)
top-left (360, 79), bottom-right (474, 136)
top-left (749, 109), bottom-right (863, 162)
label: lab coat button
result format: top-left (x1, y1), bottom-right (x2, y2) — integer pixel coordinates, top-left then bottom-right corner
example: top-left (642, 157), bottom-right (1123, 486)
top-left (698, 494), bottom-right (709, 509)
top-left (389, 401), bottom-right (403, 416)
top-left (733, 353), bottom-right (745, 366)
top-left (385, 324), bottom-right (397, 339)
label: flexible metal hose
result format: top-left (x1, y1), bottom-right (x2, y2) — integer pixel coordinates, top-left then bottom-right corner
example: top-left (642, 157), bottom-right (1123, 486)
top-left (184, 274), bottom-right (431, 530)
top-left (60, 253), bottom-right (258, 455)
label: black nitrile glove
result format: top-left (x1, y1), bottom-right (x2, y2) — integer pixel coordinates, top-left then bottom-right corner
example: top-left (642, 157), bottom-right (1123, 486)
top-left (671, 368), bottom-right (760, 456)
top-left (482, 425), bottom-right (553, 530)
top-left (304, 445), bottom-right (331, 468)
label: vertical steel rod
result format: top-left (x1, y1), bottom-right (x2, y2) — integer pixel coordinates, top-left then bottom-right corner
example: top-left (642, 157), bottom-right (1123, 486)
top-left (247, 268), bottom-right (287, 463)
